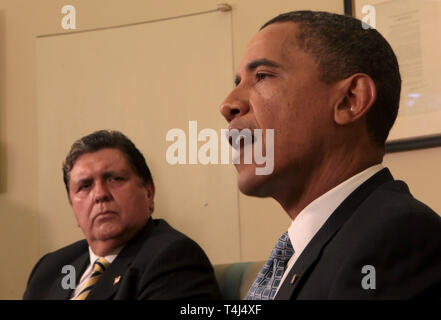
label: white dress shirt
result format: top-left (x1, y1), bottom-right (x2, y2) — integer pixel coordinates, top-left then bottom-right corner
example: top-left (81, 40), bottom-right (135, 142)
top-left (71, 246), bottom-right (123, 299)
top-left (276, 164), bottom-right (384, 293)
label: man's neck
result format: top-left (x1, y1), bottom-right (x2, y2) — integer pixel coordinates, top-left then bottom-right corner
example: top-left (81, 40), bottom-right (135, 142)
top-left (274, 148), bottom-right (383, 220)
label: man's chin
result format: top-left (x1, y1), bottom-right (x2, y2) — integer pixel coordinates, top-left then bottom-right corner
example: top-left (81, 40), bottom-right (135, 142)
top-left (237, 169), bottom-right (271, 198)
top-left (93, 222), bottom-right (124, 242)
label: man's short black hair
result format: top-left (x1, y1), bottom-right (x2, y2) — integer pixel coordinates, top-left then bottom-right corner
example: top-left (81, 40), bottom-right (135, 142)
top-left (261, 11), bottom-right (401, 146)
top-left (63, 130), bottom-right (153, 197)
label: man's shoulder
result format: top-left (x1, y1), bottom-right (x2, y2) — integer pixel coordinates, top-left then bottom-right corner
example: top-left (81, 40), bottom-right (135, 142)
top-left (361, 178), bottom-right (441, 226)
top-left (23, 239), bottom-right (89, 299)
top-left (340, 176), bottom-right (441, 249)
top-left (127, 218), bottom-right (210, 266)
top-left (51, 239), bottom-right (89, 255)
top-left (36, 239), bottom-right (89, 268)
top-left (330, 175), bottom-right (441, 253)
top-left (137, 218), bottom-right (204, 252)
top-left (318, 177), bottom-right (441, 298)
top-left (118, 218), bottom-right (219, 299)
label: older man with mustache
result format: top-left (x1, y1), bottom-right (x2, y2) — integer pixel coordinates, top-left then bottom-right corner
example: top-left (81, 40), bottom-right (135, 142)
top-left (23, 130), bottom-right (221, 300)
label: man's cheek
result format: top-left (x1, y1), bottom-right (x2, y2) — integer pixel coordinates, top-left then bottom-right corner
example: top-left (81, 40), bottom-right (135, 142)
top-left (74, 207), bottom-right (90, 229)
top-left (72, 206), bottom-right (82, 228)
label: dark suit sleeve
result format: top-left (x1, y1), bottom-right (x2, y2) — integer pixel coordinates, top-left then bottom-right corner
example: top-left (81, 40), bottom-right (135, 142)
top-left (136, 236), bottom-right (221, 300)
top-left (328, 209), bottom-right (441, 299)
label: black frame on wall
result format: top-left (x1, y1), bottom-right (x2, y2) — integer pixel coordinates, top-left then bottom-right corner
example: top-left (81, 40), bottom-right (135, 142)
top-left (343, 0), bottom-right (441, 153)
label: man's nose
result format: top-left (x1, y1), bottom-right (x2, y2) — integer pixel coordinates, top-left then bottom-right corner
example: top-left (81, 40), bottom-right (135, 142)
top-left (93, 180), bottom-right (111, 203)
top-left (220, 90), bottom-right (250, 122)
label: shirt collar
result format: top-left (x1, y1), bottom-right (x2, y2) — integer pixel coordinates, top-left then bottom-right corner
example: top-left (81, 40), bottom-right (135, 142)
top-left (88, 245), bottom-right (124, 265)
top-left (288, 164), bottom-right (384, 257)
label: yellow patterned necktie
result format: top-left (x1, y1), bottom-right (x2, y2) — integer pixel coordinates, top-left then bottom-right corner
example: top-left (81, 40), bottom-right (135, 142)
top-left (75, 257), bottom-right (110, 300)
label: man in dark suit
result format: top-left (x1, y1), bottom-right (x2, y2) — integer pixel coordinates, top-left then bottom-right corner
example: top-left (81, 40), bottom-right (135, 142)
top-left (220, 11), bottom-right (441, 299)
top-left (23, 130), bottom-right (221, 299)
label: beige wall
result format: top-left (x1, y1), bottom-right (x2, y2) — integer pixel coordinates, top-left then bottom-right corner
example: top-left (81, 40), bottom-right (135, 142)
top-left (35, 7), bottom-right (240, 268)
top-left (1, 0), bottom-right (439, 300)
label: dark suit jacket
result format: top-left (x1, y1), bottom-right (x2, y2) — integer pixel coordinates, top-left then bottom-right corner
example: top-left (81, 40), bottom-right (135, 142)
top-left (275, 168), bottom-right (441, 299)
top-left (23, 218), bottom-right (221, 299)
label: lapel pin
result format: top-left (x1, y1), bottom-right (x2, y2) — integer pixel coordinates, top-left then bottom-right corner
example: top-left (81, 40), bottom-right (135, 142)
top-left (290, 274), bottom-right (297, 285)
top-left (113, 275), bottom-right (121, 285)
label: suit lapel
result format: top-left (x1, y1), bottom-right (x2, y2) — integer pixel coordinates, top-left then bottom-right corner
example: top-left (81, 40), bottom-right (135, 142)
top-left (86, 218), bottom-right (155, 300)
top-left (275, 168), bottom-right (393, 300)
top-left (85, 253), bottom-right (131, 300)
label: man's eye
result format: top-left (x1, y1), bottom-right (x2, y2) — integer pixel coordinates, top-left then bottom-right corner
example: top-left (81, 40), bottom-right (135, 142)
top-left (78, 184), bottom-right (91, 192)
top-left (256, 73), bottom-right (270, 81)
top-left (109, 176), bottom-right (125, 182)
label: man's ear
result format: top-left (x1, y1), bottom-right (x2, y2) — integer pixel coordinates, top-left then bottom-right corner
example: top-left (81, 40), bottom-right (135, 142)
top-left (334, 73), bottom-right (377, 125)
top-left (145, 182), bottom-right (155, 212)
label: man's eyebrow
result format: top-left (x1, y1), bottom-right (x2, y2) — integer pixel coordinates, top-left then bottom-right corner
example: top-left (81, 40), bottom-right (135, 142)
top-left (75, 177), bottom-right (92, 186)
top-left (234, 59), bottom-right (281, 86)
top-left (246, 58), bottom-right (281, 71)
top-left (102, 171), bottom-right (125, 179)
top-left (72, 170), bottom-right (127, 184)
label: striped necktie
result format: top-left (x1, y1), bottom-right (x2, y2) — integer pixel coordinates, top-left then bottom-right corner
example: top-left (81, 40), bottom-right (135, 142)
top-left (75, 257), bottom-right (110, 300)
top-left (245, 232), bottom-right (294, 300)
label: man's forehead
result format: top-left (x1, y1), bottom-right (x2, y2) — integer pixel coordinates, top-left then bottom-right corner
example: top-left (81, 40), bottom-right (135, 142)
top-left (240, 22), bottom-right (300, 68)
top-left (70, 148), bottom-right (128, 177)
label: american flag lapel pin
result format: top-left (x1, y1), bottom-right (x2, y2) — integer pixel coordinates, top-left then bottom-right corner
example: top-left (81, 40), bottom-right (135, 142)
top-left (113, 275), bottom-right (121, 285)
top-left (290, 274), bottom-right (297, 285)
